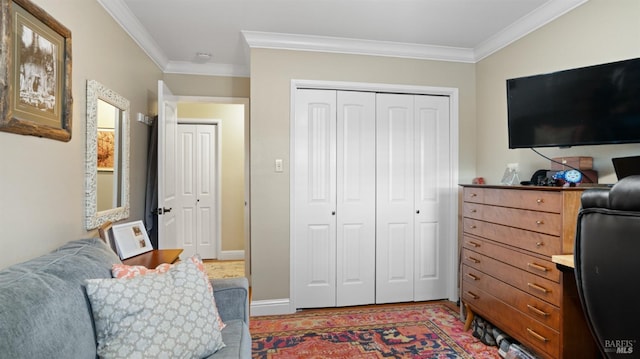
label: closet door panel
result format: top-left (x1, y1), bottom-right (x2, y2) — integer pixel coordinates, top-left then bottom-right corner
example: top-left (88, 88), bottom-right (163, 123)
top-left (196, 125), bottom-right (218, 259)
top-left (177, 125), bottom-right (198, 257)
top-left (336, 91), bottom-right (376, 306)
top-left (414, 95), bottom-right (451, 301)
top-left (376, 93), bottom-right (415, 304)
top-left (294, 89), bottom-right (337, 308)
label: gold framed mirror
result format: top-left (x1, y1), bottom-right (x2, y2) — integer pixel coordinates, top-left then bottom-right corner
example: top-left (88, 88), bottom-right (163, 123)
top-left (85, 80), bottom-right (130, 230)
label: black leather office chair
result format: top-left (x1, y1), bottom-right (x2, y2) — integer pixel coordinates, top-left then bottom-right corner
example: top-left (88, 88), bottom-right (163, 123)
top-left (575, 175), bottom-right (640, 358)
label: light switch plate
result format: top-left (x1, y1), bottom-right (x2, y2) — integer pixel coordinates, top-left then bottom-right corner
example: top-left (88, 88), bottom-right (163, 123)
top-left (275, 159), bottom-right (284, 172)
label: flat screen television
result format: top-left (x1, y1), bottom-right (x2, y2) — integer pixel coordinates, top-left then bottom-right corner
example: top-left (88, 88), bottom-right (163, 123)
top-left (507, 57), bottom-right (640, 148)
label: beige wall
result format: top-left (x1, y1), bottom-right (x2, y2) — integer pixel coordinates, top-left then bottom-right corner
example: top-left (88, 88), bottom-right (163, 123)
top-left (0, 0), bottom-right (162, 268)
top-left (476, 0), bottom-right (640, 185)
top-left (249, 49), bottom-right (476, 300)
top-left (163, 74), bottom-right (250, 98)
top-left (177, 103), bottom-right (246, 252)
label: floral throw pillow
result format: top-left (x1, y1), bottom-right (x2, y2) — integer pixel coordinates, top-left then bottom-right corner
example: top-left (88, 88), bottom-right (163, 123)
top-left (111, 255), bottom-right (225, 330)
top-left (86, 260), bottom-right (225, 358)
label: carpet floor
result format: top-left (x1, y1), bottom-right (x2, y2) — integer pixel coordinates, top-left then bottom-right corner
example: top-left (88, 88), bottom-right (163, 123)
top-left (202, 260), bottom-right (245, 279)
top-left (250, 302), bottom-right (500, 358)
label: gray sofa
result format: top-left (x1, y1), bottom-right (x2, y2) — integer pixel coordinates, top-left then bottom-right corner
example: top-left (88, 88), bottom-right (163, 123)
top-left (0, 238), bottom-right (251, 358)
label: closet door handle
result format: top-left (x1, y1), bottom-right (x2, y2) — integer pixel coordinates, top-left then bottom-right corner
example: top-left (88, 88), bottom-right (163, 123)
top-left (416, 210), bottom-right (420, 214)
top-left (332, 211), bottom-right (336, 215)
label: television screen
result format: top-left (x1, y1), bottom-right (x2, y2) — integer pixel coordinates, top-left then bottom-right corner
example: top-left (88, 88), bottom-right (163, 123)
top-left (507, 57), bottom-right (640, 148)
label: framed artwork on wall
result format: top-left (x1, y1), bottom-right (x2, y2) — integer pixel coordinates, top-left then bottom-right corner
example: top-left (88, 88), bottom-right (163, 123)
top-left (97, 128), bottom-right (115, 171)
top-left (0, 0), bottom-right (73, 142)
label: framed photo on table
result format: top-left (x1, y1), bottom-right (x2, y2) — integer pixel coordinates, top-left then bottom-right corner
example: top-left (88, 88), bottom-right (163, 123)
top-left (111, 220), bottom-right (152, 260)
top-left (0, 0), bottom-right (73, 142)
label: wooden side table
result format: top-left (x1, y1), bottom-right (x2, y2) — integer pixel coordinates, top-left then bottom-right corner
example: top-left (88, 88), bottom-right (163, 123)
top-left (122, 249), bottom-right (183, 268)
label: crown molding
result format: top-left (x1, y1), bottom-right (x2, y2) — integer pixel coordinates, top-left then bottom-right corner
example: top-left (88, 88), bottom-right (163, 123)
top-left (97, 0), bottom-right (168, 71)
top-left (99, 0), bottom-right (588, 77)
top-left (474, 0), bottom-right (589, 61)
top-left (242, 31), bottom-right (476, 63)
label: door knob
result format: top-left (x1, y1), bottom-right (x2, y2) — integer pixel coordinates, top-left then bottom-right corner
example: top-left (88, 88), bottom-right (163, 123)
top-left (332, 211), bottom-right (336, 215)
top-left (153, 207), bottom-right (173, 215)
top-left (416, 210), bottom-right (420, 214)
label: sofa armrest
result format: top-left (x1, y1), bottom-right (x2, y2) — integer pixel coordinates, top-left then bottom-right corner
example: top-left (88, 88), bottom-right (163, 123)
top-left (212, 277), bottom-right (249, 325)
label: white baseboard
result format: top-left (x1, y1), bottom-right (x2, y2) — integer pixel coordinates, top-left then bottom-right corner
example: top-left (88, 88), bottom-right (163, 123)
top-left (218, 250), bottom-right (244, 261)
top-left (250, 298), bottom-right (295, 316)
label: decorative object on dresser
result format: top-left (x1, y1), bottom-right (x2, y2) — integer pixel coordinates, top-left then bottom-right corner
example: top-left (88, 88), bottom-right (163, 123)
top-left (550, 156), bottom-right (598, 185)
top-left (460, 185), bottom-right (598, 359)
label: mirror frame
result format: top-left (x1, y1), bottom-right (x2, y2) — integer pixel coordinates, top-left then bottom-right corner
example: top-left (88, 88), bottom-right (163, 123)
top-left (85, 80), bottom-right (130, 230)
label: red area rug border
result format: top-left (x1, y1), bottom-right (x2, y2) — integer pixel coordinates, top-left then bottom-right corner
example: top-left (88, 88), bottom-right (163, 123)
top-left (250, 302), bottom-right (500, 358)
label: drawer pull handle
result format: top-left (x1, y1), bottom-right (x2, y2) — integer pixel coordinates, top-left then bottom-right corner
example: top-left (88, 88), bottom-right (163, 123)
top-left (469, 225), bottom-right (477, 229)
top-left (526, 328), bottom-right (549, 343)
top-left (465, 273), bottom-right (479, 281)
top-left (535, 220), bottom-right (544, 225)
top-left (536, 242), bottom-right (544, 248)
top-left (466, 291), bottom-right (479, 300)
top-left (528, 282), bottom-right (550, 294)
top-left (527, 262), bottom-right (549, 272)
top-left (470, 209), bottom-right (477, 213)
top-left (467, 256), bottom-right (480, 264)
top-left (470, 193), bottom-right (477, 197)
top-left (527, 304), bottom-right (550, 317)
top-left (536, 198), bottom-right (544, 204)
top-left (468, 241), bottom-right (480, 248)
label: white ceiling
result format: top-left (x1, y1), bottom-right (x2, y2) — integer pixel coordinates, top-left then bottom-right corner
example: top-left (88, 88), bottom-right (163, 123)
top-left (98, 0), bottom-right (588, 77)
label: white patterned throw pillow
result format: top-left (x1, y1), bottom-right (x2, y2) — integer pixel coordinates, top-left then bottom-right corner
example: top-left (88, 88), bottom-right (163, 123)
top-left (85, 260), bottom-right (225, 358)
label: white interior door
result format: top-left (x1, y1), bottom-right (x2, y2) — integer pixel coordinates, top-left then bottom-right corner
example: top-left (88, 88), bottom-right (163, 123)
top-left (177, 124), bottom-right (219, 259)
top-left (413, 95), bottom-right (450, 301)
top-left (336, 91), bottom-right (376, 307)
top-left (294, 89), bottom-right (337, 308)
top-left (376, 93), bottom-right (415, 304)
top-left (157, 81), bottom-right (178, 250)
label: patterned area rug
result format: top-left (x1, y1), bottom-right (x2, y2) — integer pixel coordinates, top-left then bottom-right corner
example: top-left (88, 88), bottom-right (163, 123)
top-left (202, 260), bottom-right (245, 279)
top-left (250, 303), bottom-right (500, 359)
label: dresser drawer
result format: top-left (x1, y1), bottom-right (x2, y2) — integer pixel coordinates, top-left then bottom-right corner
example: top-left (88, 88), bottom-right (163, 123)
top-left (462, 202), bottom-right (483, 220)
top-left (462, 265), bottom-right (560, 330)
top-left (462, 248), bottom-right (561, 306)
top-left (462, 235), bottom-right (560, 282)
top-left (463, 282), bottom-right (559, 359)
top-left (463, 218), bottom-right (561, 256)
top-left (481, 205), bottom-right (561, 236)
top-left (484, 188), bottom-right (562, 213)
top-left (463, 187), bottom-right (484, 203)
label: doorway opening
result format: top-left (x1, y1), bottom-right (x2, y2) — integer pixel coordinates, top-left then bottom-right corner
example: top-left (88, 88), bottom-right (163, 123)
top-left (156, 88), bottom-right (250, 278)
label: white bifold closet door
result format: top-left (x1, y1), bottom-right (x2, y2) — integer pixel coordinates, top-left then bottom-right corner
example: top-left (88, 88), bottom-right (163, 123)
top-left (294, 89), bottom-right (376, 308)
top-left (176, 124), bottom-right (218, 260)
top-left (376, 93), bottom-right (450, 303)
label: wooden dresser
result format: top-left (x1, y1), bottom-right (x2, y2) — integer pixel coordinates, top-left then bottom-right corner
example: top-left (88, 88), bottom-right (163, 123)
top-left (460, 185), bottom-right (597, 359)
